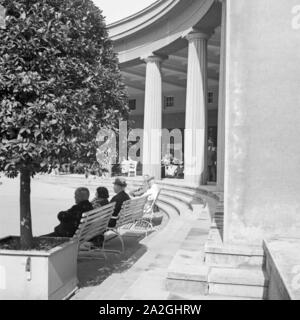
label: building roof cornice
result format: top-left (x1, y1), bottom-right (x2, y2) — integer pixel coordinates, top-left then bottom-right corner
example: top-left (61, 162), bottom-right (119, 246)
top-left (108, 0), bottom-right (220, 65)
top-left (108, 0), bottom-right (180, 41)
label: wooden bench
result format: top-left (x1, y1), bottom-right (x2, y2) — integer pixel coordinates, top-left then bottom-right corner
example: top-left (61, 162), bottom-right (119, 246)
top-left (73, 202), bottom-right (116, 259)
top-left (105, 196), bottom-right (149, 254)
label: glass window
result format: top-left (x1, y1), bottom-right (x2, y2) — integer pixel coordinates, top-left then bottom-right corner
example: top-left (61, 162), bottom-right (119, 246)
top-left (129, 99), bottom-right (136, 110)
top-left (165, 96), bottom-right (174, 108)
top-left (208, 92), bottom-right (214, 104)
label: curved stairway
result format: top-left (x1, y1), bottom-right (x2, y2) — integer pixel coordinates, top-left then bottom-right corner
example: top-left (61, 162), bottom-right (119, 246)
top-left (39, 174), bottom-right (269, 300)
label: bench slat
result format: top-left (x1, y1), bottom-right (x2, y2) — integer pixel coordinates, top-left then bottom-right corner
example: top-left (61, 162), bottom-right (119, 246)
top-left (116, 196), bottom-right (148, 229)
top-left (85, 212), bottom-right (113, 224)
top-left (73, 203), bottom-right (115, 244)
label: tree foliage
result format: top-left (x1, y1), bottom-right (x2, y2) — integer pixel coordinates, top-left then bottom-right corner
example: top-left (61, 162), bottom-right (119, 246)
top-left (0, 0), bottom-right (129, 177)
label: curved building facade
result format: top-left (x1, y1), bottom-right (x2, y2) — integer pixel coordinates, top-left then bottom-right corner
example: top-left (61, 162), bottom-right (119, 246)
top-left (108, 0), bottom-right (300, 248)
top-left (108, 0), bottom-right (224, 188)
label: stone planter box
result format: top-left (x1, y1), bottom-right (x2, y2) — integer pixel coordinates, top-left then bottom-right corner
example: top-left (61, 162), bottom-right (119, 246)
top-left (0, 236), bottom-right (78, 300)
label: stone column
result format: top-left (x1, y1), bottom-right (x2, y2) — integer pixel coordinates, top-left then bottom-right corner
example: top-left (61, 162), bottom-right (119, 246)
top-left (142, 55), bottom-right (163, 180)
top-left (217, 0), bottom-right (227, 191)
top-left (184, 31), bottom-right (209, 186)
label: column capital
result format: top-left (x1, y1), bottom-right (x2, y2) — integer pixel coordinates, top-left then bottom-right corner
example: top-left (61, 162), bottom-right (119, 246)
top-left (142, 54), bottom-right (167, 64)
top-left (186, 30), bottom-right (211, 42)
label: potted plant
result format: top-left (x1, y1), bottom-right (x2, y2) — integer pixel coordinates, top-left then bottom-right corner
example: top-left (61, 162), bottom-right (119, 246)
top-left (162, 154), bottom-right (184, 178)
top-left (161, 154), bottom-right (172, 178)
top-left (0, 0), bottom-right (129, 300)
top-left (172, 157), bottom-right (184, 178)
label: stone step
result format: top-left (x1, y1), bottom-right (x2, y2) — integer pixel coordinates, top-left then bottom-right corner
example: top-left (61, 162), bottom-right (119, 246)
top-left (168, 292), bottom-right (262, 300)
top-left (166, 279), bottom-right (209, 297)
top-left (120, 269), bottom-right (170, 300)
top-left (211, 219), bottom-right (223, 226)
top-left (79, 215), bottom-right (193, 300)
top-left (208, 267), bottom-right (269, 299)
top-left (209, 267), bottom-right (268, 286)
top-left (69, 177), bottom-right (222, 301)
top-left (156, 181), bottom-right (221, 202)
top-left (207, 229), bottom-right (223, 245)
top-left (160, 189), bottom-right (204, 209)
top-left (156, 199), bottom-right (181, 217)
top-left (98, 220), bottom-right (194, 300)
top-left (159, 185), bottom-right (206, 203)
top-left (158, 195), bottom-right (194, 218)
top-left (166, 219), bottom-right (211, 296)
top-left (168, 250), bottom-right (206, 273)
top-left (155, 201), bottom-right (180, 220)
top-left (214, 212), bottom-right (224, 218)
top-left (209, 282), bottom-right (267, 299)
top-left (205, 241), bottom-right (265, 268)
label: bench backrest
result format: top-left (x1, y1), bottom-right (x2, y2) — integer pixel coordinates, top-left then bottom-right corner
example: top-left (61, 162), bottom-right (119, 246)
top-left (121, 160), bottom-right (130, 173)
top-left (73, 202), bottom-right (116, 245)
top-left (144, 188), bottom-right (161, 214)
top-left (116, 196), bottom-right (148, 228)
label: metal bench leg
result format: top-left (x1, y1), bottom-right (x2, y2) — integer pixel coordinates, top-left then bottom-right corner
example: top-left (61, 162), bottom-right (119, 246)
top-left (139, 219), bottom-right (154, 236)
top-left (133, 219), bottom-right (156, 236)
top-left (102, 229), bottom-right (125, 254)
top-left (78, 242), bottom-right (107, 260)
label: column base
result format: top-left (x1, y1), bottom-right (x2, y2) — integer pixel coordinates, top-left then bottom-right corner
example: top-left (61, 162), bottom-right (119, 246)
top-left (143, 164), bottom-right (162, 180)
top-left (184, 173), bottom-right (207, 187)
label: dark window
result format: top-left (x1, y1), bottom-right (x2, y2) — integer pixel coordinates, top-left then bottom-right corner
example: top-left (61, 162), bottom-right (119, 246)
top-left (129, 99), bottom-right (136, 110)
top-left (165, 96), bottom-right (174, 108)
top-left (208, 92), bottom-right (214, 104)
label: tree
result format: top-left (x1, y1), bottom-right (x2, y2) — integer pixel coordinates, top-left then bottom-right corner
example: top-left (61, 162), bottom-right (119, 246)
top-left (0, 0), bottom-right (129, 249)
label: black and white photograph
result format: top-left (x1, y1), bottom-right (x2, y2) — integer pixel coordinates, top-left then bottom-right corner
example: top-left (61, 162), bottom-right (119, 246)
top-left (0, 0), bottom-right (300, 307)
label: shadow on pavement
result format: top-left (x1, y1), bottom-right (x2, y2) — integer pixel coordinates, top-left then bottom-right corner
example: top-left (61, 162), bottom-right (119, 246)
top-left (77, 227), bottom-right (158, 288)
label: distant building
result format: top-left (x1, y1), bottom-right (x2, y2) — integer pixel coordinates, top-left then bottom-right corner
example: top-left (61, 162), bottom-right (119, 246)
top-left (108, 0), bottom-right (300, 248)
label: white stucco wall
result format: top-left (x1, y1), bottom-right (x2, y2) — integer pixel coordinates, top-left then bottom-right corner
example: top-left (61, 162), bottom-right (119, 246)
top-left (224, 0), bottom-right (300, 244)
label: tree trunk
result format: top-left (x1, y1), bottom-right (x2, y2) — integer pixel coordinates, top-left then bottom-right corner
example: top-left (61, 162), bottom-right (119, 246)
top-left (20, 168), bottom-right (33, 249)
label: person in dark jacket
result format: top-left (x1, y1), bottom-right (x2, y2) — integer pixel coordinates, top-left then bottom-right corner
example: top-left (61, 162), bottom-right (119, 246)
top-left (91, 187), bottom-right (109, 208)
top-left (108, 177), bottom-right (130, 228)
top-left (90, 178), bottom-right (130, 247)
top-left (41, 187), bottom-right (93, 237)
top-left (207, 137), bottom-right (217, 182)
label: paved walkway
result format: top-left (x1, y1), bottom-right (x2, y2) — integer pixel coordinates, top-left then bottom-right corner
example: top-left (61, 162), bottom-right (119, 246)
top-left (72, 214), bottom-right (202, 300)
top-left (0, 176), bottom-right (76, 238)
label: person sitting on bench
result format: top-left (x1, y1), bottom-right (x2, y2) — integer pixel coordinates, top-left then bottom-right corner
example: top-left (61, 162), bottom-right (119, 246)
top-left (91, 187), bottom-right (109, 208)
top-left (129, 174), bottom-right (150, 197)
top-left (41, 187), bottom-right (93, 238)
top-left (90, 178), bottom-right (130, 247)
top-left (108, 178), bottom-right (130, 228)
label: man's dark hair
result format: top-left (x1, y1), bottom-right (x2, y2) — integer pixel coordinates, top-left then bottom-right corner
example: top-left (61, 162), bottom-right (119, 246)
top-left (75, 187), bottom-right (90, 200)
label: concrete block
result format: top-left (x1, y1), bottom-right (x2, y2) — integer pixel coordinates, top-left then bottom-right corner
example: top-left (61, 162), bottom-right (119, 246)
top-left (168, 292), bottom-right (260, 300)
top-left (263, 239), bottom-right (300, 300)
top-left (208, 267), bottom-right (269, 287)
top-left (205, 243), bottom-right (265, 268)
top-left (205, 252), bottom-right (265, 268)
top-left (166, 278), bottom-right (209, 296)
top-left (168, 249), bottom-right (205, 267)
top-left (209, 283), bottom-right (267, 299)
top-left (168, 264), bottom-right (209, 282)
